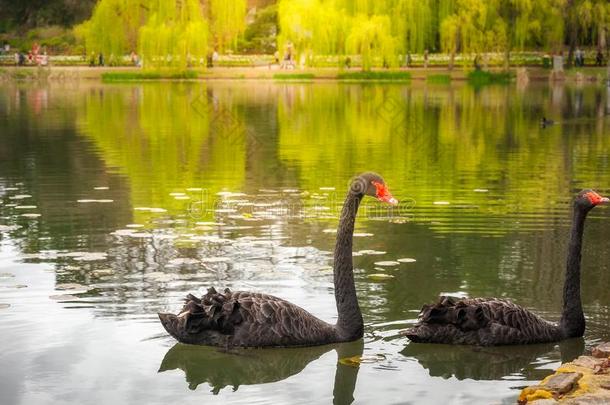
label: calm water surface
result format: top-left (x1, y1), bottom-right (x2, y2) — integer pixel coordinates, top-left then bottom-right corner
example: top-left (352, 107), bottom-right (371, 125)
top-left (1, 80), bottom-right (610, 405)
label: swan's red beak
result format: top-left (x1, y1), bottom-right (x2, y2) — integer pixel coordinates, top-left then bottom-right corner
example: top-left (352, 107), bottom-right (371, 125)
top-left (587, 191), bottom-right (609, 205)
top-left (373, 181), bottom-right (398, 205)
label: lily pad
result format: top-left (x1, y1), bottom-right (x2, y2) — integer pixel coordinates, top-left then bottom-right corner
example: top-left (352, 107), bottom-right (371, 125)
top-left (91, 269), bottom-right (114, 277)
top-left (199, 257), bottom-right (231, 263)
top-left (20, 213), bottom-right (41, 218)
top-left (49, 294), bottom-right (79, 301)
top-left (145, 272), bottom-right (177, 282)
top-left (374, 261), bottom-right (400, 267)
top-left (73, 252), bottom-right (107, 261)
top-left (168, 258), bottom-right (200, 265)
top-left (353, 233), bottom-right (374, 237)
top-left (127, 233), bottom-right (153, 238)
top-left (56, 283), bottom-right (87, 290)
top-left (357, 250), bottom-right (386, 255)
top-left (367, 273), bottom-right (395, 281)
top-left (14, 205), bottom-right (37, 209)
top-left (134, 207), bottom-right (167, 213)
top-left (9, 194), bottom-right (32, 200)
top-left (397, 258), bottom-right (417, 263)
top-left (77, 199), bottom-right (113, 203)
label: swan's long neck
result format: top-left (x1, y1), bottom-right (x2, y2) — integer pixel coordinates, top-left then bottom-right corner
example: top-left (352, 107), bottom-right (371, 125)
top-left (333, 191), bottom-right (363, 340)
top-left (559, 206), bottom-right (587, 338)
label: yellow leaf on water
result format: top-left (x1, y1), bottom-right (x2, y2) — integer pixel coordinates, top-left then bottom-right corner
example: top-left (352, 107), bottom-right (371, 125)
top-left (339, 354), bottom-right (386, 367)
top-left (339, 356), bottom-right (362, 367)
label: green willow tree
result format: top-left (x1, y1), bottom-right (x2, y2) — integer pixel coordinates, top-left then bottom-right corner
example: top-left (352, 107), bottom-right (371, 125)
top-left (76, 0), bottom-right (249, 67)
top-left (139, 0), bottom-right (208, 69)
top-left (277, 0), bottom-right (610, 69)
top-left (209, 0), bottom-right (247, 52)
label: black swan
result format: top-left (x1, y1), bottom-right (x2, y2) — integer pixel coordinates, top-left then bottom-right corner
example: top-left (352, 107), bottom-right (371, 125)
top-left (404, 189), bottom-right (607, 346)
top-left (158, 172), bottom-right (398, 347)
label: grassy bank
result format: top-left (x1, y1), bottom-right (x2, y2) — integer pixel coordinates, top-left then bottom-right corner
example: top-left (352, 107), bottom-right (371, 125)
top-left (336, 71), bottom-right (411, 81)
top-left (467, 70), bottom-right (513, 86)
top-left (273, 73), bottom-right (315, 81)
top-left (1, 66), bottom-right (609, 86)
top-left (101, 70), bottom-right (199, 82)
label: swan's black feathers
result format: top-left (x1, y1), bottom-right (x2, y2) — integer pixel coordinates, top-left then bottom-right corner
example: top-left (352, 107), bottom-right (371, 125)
top-left (405, 296), bottom-right (562, 346)
top-left (160, 287), bottom-right (338, 347)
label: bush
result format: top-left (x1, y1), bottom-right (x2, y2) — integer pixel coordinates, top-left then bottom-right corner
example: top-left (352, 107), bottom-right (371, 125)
top-left (336, 71), bottom-right (411, 81)
top-left (427, 74), bottom-right (451, 84)
top-left (467, 70), bottom-right (512, 87)
top-left (273, 73), bottom-right (315, 80)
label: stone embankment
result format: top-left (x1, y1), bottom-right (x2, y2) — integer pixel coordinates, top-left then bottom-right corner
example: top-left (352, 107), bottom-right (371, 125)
top-left (519, 343), bottom-right (610, 404)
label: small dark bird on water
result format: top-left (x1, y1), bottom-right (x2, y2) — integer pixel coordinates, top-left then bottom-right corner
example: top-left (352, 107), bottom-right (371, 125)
top-left (404, 189), bottom-right (608, 346)
top-left (540, 117), bottom-right (555, 128)
top-left (158, 172), bottom-right (398, 347)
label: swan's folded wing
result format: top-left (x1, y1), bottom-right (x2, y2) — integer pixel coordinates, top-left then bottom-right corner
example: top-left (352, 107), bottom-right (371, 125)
top-left (233, 293), bottom-right (336, 346)
top-left (406, 296), bottom-right (560, 345)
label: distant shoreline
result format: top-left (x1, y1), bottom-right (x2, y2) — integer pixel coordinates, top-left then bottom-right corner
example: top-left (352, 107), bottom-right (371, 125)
top-left (0, 65), bottom-right (608, 84)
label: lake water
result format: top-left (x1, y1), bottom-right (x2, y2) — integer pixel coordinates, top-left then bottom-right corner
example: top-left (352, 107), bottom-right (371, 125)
top-left (1, 80), bottom-right (610, 405)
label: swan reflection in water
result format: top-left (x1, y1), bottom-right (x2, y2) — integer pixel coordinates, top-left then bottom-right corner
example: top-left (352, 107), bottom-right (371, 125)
top-left (401, 337), bottom-right (584, 381)
top-left (159, 339), bottom-right (364, 403)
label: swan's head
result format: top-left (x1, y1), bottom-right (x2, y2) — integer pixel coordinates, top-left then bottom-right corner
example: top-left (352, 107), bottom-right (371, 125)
top-left (350, 172), bottom-right (398, 205)
top-left (576, 189), bottom-right (609, 211)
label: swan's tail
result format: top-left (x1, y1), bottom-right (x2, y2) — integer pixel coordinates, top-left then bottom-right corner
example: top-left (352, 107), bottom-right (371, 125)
top-left (158, 288), bottom-right (242, 345)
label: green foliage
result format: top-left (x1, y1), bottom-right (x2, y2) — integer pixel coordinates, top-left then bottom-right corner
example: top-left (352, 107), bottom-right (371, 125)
top-left (101, 70), bottom-right (199, 82)
top-left (76, 0), bottom-right (209, 69)
top-left (239, 4), bottom-right (278, 54)
top-left (467, 70), bottom-right (512, 87)
top-left (336, 71), bottom-right (411, 81)
top-left (138, 0), bottom-right (208, 69)
top-left (209, 0), bottom-right (247, 52)
top-left (273, 73), bottom-right (315, 80)
top-left (427, 74), bottom-right (451, 84)
top-left (0, 0), bottom-right (96, 31)
top-left (276, 0), bottom-right (610, 68)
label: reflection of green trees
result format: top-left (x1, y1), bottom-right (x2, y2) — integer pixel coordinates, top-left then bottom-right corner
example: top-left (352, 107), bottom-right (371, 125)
top-left (77, 82), bottom-right (610, 233)
top-left (78, 83), bottom-right (247, 218)
top-left (277, 84), bottom-right (610, 232)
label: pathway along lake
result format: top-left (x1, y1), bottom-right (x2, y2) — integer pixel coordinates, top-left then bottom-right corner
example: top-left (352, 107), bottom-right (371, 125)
top-left (1, 81), bottom-right (610, 404)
